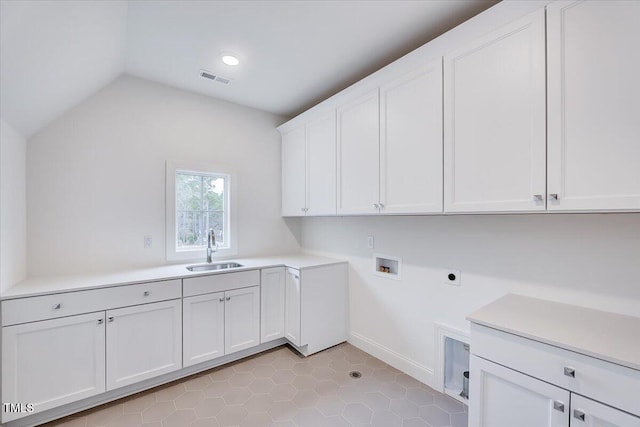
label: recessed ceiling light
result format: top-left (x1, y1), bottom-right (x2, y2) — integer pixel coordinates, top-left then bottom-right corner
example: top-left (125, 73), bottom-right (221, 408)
top-left (221, 54), bottom-right (239, 66)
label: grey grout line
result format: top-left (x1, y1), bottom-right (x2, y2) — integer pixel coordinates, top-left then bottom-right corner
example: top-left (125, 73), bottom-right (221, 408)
top-left (42, 343), bottom-right (466, 427)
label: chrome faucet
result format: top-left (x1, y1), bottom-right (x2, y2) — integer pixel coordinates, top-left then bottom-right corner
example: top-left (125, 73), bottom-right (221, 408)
top-left (206, 228), bottom-right (217, 263)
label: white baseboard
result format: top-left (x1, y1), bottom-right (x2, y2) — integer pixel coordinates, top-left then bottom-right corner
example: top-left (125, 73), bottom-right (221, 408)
top-left (348, 331), bottom-right (436, 390)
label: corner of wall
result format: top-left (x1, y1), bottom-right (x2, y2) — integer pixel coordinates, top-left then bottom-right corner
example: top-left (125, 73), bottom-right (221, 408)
top-left (0, 118), bottom-right (27, 294)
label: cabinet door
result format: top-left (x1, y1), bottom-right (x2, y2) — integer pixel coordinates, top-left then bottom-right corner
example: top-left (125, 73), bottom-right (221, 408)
top-left (380, 59), bottom-right (443, 214)
top-left (570, 395), bottom-right (640, 427)
top-left (469, 355), bottom-right (569, 427)
top-left (106, 299), bottom-right (182, 390)
top-left (282, 126), bottom-right (307, 216)
top-left (547, 1), bottom-right (640, 211)
top-left (284, 268), bottom-right (302, 347)
top-left (2, 312), bottom-right (106, 422)
top-left (183, 292), bottom-right (225, 367)
top-left (260, 267), bottom-right (286, 343)
top-left (306, 111), bottom-right (337, 216)
top-left (444, 9), bottom-right (546, 213)
top-left (337, 89), bottom-right (380, 215)
top-left (225, 286), bottom-right (260, 355)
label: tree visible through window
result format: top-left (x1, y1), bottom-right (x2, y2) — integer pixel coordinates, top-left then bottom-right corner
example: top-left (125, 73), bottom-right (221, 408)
top-left (176, 172), bottom-right (227, 249)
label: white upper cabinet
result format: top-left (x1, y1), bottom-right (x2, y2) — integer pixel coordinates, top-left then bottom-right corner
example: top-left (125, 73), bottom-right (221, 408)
top-left (547, 0), bottom-right (640, 211)
top-left (281, 126), bottom-right (306, 216)
top-left (282, 1), bottom-right (637, 216)
top-left (380, 60), bottom-right (443, 214)
top-left (306, 112), bottom-right (337, 215)
top-left (444, 9), bottom-right (546, 213)
top-left (337, 89), bottom-right (381, 215)
top-left (281, 112), bottom-right (337, 216)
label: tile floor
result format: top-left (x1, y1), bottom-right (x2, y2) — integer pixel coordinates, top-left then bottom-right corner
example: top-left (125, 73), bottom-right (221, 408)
top-left (42, 343), bottom-right (468, 427)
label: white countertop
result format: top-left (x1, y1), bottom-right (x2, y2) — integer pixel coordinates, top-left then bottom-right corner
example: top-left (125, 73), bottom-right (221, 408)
top-left (1, 254), bottom-right (346, 300)
top-left (467, 294), bottom-right (640, 371)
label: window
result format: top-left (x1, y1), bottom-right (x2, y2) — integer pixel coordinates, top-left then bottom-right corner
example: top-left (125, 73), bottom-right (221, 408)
top-left (176, 172), bottom-right (228, 250)
top-left (166, 162), bottom-right (234, 261)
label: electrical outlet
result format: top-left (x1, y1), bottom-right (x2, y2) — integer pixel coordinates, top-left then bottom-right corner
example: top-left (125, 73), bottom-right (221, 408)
top-left (144, 236), bottom-right (152, 248)
top-left (445, 270), bottom-right (461, 286)
top-left (367, 235), bottom-right (374, 249)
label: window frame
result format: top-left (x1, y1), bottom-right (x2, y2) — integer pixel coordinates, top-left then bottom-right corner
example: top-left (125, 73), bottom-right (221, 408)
top-left (166, 160), bottom-right (236, 261)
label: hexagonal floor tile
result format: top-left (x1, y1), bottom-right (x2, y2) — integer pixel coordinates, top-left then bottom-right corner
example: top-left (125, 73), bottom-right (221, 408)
top-left (174, 390), bottom-right (204, 409)
top-left (194, 397), bottom-right (225, 418)
top-left (216, 405), bottom-right (248, 426)
top-left (222, 386), bottom-right (252, 405)
top-left (420, 404), bottom-right (451, 427)
top-left (342, 402), bottom-right (373, 425)
top-left (248, 377), bottom-right (276, 394)
top-left (40, 343), bottom-right (467, 427)
top-left (315, 396), bottom-right (345, 417)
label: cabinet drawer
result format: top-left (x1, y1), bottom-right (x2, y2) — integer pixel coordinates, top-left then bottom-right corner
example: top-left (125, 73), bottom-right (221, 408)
top-left (1, 280), bottom-right (182, 326)
top-left (183, 270), bottom-right (260, 297)
top-left (471, 324), bottom-right (640, 416)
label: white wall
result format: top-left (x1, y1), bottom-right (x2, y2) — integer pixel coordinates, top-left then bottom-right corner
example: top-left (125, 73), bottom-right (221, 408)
top-left (27, 75), bottom-right (300, 276)
top-left (300, 214), bottom-right (640, 387)
top-left (0, 119), bottom-right (27, 293)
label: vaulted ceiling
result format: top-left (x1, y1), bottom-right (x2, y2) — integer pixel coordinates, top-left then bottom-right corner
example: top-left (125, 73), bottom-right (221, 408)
top-left (0, 0), bottom-right (498, 138)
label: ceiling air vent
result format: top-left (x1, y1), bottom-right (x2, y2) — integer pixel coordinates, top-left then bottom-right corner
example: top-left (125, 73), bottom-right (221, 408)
top-left (199, 70), bottom-right (232, 85)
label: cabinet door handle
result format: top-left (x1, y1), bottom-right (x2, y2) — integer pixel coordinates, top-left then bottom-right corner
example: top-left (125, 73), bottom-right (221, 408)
top-left (97, 318), bottom-right (104, 325)
top-left (549, 193), bottom-right (559, 201)
top-left (563, 366), bottom-right (576, 378)
top-left (52, 303), bottom-right (61, 310)
top-left (533, 194), bottom-right (543, 201)
top-left (143, 291), bottom-right (150, 297)
top-left (573, 409), bottom-right (586, 422)
top-left (108, 317), bottom-right (115, 323)
top-left (301, 208), bottom-right (306, 212)
top-left (226, 296), bottom-right (231, 301)
top-left (553, 401), bottom-right (565, 412)
top-left (373, 203), bottom-right (380, 209)
top-left (219, 297), bottom-right (224, 302)
top-left (378, 203), bottom-right (384, 209)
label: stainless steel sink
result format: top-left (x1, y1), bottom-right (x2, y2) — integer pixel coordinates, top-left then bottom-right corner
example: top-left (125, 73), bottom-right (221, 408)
top-left (186, 262), bottom-right (243, 272)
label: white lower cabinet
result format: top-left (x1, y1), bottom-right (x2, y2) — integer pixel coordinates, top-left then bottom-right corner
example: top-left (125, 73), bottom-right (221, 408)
top-left (183, 285), bottom-right (261, 364)
top-left (260, 267), bottom-right (286, 343)
top-left (470, 355), bottom-right (570, 427)
top-left (183, 292), bottom-right (225, 367)
top-left (224, 286), bottom-right (260, 355)
top-left (470, 323), bottom-right (640, 427)
top-left (284, 264), bottom-right (348, 355)
top-left (1, 312), bottom-right (106, 423)
top-left (471, 355), bottom-right (640, 427)
top-left (0, 263), bottom-right (346, 424)
top-left (106, 299), bottom-right (182, 390)
top-left (571, 395), bottom-right (640, 427)
top-left (284, 267), bottom-right (301, 346)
